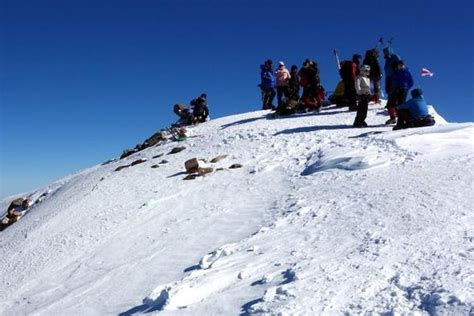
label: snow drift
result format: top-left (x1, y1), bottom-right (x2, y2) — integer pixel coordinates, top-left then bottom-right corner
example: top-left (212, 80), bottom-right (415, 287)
top-left (1, 103), bottom-right (473, 315)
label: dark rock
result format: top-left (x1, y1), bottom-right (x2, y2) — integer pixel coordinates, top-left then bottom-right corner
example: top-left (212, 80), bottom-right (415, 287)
top-left (185, 158), bottom-right (200, 174)
top-left (115, 165), bottom-right (130, 172)
top-left (216, 168), bottom-right (225, 171)
top-left (144, 131), bottom-right (167, 147)
top-left (120, 149), bottom-right (138, 159)
top-left (183, 174), bottom-right (199, 180)
top-left (151, 164), bottom-right (160, 169)
top-left (101, 159), bottom-right (116, 166)
top-left (229, 163), bottom-right (243, 169)
top-left (168, 146), bottom-right (186, 154)
top-left (131, 158), bottom-right (148, 166)
top-left (210, 155), bottom-right (228, 163)
top-left (153, 153), bottom-right (164, 159)
top-left (198, 167), bottom-right (214, 175)
top-left (160, 160), bottom-right (169, 164)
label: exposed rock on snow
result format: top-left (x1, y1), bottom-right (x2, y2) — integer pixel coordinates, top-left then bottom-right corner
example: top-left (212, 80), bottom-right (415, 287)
top-left (131, 158), bottom-right (148, 166)
top-left (168, 146), bottom-right (186, 154)
top-left (210, 154), bottom-right (228, 163)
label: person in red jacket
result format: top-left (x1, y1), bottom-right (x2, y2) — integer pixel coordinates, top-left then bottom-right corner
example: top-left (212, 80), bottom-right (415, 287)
top-left (299, 59), bottom-right (323, 112)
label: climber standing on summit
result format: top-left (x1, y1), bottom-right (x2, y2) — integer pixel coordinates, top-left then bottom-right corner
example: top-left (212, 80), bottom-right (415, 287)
top-left (362, 49), bottom-right (382, 103)
top-left (383, 46), bottom-right (402, 124)
top-left (275, 61), bottom-right (291, 107)
top-left (288, 65), bottom-right (300, 101)
top-left (260, 59), bottom-right (276, 110)
top-left (386, 60), bottom-right (414, 124)
top-left (353, 65), bottom-right (372, 127)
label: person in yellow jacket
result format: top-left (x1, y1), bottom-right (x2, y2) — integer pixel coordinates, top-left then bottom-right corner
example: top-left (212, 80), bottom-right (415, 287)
top-left (329, 80), bottom-right (345, 107)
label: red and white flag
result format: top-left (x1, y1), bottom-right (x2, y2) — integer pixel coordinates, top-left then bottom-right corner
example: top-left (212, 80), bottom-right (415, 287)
top-left (421, 68), bottom-right (434, 77)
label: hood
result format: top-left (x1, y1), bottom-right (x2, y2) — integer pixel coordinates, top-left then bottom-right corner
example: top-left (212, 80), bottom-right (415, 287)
top-left (383, 47), bottom-right (394, 58)
top-left (411, 88), bottom-right (423, 98)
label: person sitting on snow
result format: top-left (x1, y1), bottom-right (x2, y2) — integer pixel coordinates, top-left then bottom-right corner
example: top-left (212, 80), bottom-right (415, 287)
top-left (1, 198), bottom-right (32, 231)
top-left (173, 103), bottom-right (194, 126)
top-left (299, 59), bottom-right (324, 112)
top-left (190, 93), bottom-right (209, 123)
top-left (393, 88), bottom-right (435, 130)
top-left (328, 80), bottom-right (346, 107)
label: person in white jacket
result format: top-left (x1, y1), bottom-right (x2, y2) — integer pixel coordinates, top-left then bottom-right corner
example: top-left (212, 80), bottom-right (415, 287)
top-left (353, 64), bottom-right (371, 127)
top-left (275, 61), bottom-right (291, 106)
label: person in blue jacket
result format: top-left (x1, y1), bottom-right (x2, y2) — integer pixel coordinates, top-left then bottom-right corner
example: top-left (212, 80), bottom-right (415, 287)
top-left (260, 59), bottom-right (276, 110)
top-left (383, 47), bottom-right (402, 94)
top-left (386, 60), bottom-right (414, 124)
top-left (391, 60), bottom-right (414, 102)
top-left (383, 47), bottom-right (402, 124)
top-left (393, 88), bottom-right (435, 130)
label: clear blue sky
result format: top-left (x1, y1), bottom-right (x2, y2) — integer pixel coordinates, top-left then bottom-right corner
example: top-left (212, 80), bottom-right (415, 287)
top-left (1, 0), bottom-right (473, 199)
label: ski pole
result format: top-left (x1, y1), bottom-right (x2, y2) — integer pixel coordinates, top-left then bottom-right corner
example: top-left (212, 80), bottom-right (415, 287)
top-left (374, 37), bottom-right (384, 50)
top-left (333, 49), bottom-right (341, 70)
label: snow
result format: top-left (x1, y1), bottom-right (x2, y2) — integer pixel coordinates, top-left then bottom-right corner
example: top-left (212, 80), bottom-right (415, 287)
top-left (0, 102), bottom-right (473, 315)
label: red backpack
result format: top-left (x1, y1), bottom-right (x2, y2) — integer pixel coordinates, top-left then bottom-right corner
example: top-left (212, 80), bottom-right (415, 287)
top-left (339, 61), bottom-right (356, 80)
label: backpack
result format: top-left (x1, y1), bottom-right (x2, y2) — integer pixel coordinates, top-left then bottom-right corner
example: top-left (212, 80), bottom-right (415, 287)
top-left (339, 61), bottom-right (355, 80)
top-left (298, 68), bottom-right (308, 87)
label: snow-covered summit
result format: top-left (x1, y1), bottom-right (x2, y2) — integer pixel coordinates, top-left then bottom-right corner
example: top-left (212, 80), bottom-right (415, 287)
top-left (1, 103), bottom-right (473, 315)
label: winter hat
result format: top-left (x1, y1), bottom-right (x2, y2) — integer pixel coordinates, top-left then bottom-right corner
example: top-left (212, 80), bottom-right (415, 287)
top-left (265, 59), bottom-right (273, 65)
top-left (369, 48), bottom-right (378, 57)
top-left (352, 54), bottom-right (362, 63)
top-left (411, 88), bottom-right (423, 98)
top-left (291, 65), bottom-right (298, 71)
top-left (279, 61), bottom-right (285, 66)
top-left (303, 58), bottom-right (312, 66)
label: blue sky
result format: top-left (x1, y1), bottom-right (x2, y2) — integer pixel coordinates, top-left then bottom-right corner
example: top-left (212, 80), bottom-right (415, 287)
top-left (1, 0), bottom-right (473, 198)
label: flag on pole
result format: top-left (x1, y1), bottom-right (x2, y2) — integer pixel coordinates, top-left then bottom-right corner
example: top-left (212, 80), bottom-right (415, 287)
top-left (421, 68), bottom-right (434, 77)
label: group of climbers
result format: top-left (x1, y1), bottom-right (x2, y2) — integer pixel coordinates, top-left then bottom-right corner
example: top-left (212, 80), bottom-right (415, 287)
top-left (260, 43), bottom-right (434, 130)
top-left (169, 44), bottom-right (435, 132)
top-left (259, 59), bottom-right (325, 116)
top-left (173, 93), bottom-right (209, 127)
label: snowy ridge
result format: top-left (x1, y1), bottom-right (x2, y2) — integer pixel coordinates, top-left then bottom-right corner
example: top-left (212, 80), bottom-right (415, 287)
top-left (0, 103), bottom-right (473, 315)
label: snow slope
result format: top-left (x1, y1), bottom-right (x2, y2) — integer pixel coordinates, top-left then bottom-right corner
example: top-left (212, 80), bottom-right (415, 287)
top-left (1, 103), bottom-right (473, 315)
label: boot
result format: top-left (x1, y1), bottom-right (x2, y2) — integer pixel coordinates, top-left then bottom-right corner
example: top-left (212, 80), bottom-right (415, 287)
top-left (385, 118), bottom-right (396, 125)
